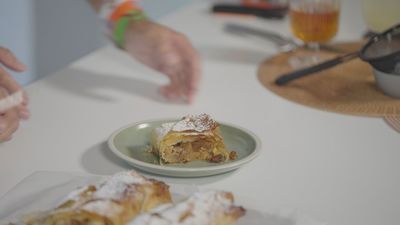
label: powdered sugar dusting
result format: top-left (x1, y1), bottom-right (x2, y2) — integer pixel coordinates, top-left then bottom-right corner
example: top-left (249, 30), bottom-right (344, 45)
top-left (24, 171), bottom-right (172, 225)
top-left (82, 200), bottom-right (124, 218)
top-left (94, 171), bottom-right (148, 199)
top-left (153, 114), bottom-right (218, 144)
top-left (172, 114), bottom-right (218, 132)
top-left (63, 171), bottom-right (151, 216)
top-left (128, 191), bottom-right (235, 225)
top-left (60, 185), bottom-right (91, 203)
top-left (154, 122), bottom-right (175, 144)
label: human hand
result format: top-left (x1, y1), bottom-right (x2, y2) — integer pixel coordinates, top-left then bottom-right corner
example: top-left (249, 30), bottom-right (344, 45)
top-left (0, 87), bottom-right (21, 142)
top-left (0, 47), bottom-right (29, 119)
top-left (123, 20), bottom-right (201, 103)
top-left (0, 47), bottom-right (30, 142)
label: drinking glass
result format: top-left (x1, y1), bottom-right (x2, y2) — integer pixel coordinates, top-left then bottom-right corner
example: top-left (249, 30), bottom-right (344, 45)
top-left (289, 0), bottom-right (340, 67)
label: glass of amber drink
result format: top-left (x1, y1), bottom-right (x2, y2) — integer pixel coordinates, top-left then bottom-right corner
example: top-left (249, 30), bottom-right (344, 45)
top-left (289, 0), bottom-right (340, 67)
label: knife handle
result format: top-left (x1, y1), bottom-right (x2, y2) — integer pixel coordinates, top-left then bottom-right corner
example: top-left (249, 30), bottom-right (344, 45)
top-left (212, 4), bottom-right (288, 19)
top-left (275, 52), bottom-right (359, 85)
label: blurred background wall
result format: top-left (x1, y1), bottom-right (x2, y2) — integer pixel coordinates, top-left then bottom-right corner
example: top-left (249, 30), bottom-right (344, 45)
top-left (0, 0), bottom-right (35, 85)
top-left (0, 0), bottom-right (195, 86)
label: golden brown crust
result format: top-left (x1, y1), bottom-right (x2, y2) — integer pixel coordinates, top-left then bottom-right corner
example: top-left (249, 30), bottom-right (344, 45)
top-left (23, 171), bottom-right (172, 225)
top-left (11, 172), bottom-right (246, 225)
top-left (151, 115), bottom-right (235, 164)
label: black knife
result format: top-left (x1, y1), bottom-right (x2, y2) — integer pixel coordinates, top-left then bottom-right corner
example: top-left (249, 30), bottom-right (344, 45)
top-left (212, 4), bottom-right (288, 19)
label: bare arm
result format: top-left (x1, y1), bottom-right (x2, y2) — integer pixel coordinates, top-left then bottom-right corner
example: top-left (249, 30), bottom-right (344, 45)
top-left (86, 0), bottom-right (201, 103)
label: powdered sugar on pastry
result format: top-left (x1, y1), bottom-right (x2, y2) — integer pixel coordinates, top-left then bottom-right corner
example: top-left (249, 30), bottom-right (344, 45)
top-left (94, 170), bottom-right (149, 200)
top-left (19, 171), bottom-right (173, 225)
top-left (81, 200), bottom-right (124, 218)
top-left (128, 191), bottom-right (245, 225)
top-left (154, 122), bottom-right (175, 145)
top-left (172, 114), bottom-right (218, 132)
top-left (60, 185), bottom-right (92, 203)
top-left (54, 171), bottom-right (154, 219)
top-left (151, 114), bottom-right (233, 164)
top-left (153, 114), bottom-right (218, 144)
top-left (61, 171), bottom-right (149, 203)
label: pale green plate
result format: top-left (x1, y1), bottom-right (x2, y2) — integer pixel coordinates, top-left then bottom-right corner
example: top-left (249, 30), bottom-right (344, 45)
top-left (107, 119), bottom-right (261, 177)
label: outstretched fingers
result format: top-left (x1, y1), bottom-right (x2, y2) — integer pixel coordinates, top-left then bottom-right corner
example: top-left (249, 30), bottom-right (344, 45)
top-left (0, 47), bottom-right (26, 72)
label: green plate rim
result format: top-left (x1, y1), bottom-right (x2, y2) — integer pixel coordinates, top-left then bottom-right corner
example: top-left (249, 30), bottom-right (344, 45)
top-left (107, 118), bottom-right (262, 175)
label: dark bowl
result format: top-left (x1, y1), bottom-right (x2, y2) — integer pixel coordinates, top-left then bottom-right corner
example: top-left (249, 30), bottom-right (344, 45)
top-left (359, 24), bottom-right (400, 73)
top-left (367, 54), bottom-right (400, 73)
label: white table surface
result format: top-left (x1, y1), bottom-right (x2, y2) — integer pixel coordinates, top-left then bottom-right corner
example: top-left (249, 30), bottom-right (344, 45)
top-left (2, 1), bottom-right (400, 225)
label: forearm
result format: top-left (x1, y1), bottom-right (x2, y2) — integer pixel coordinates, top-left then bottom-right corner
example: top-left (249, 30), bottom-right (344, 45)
top-left (87, 0), bottom-right (145, 24)
top-left (87, 0), bottom-right (147, 48)
top-left (87, 0), bottom-right (200, 103)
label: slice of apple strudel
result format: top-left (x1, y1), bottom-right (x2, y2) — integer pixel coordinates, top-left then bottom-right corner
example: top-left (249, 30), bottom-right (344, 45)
top-left (151, 114), bottom-right (237, 164)
top-left (23, 171), bottom-right (172, 225)
top-left (128, 190), bottom-right (245, 225)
